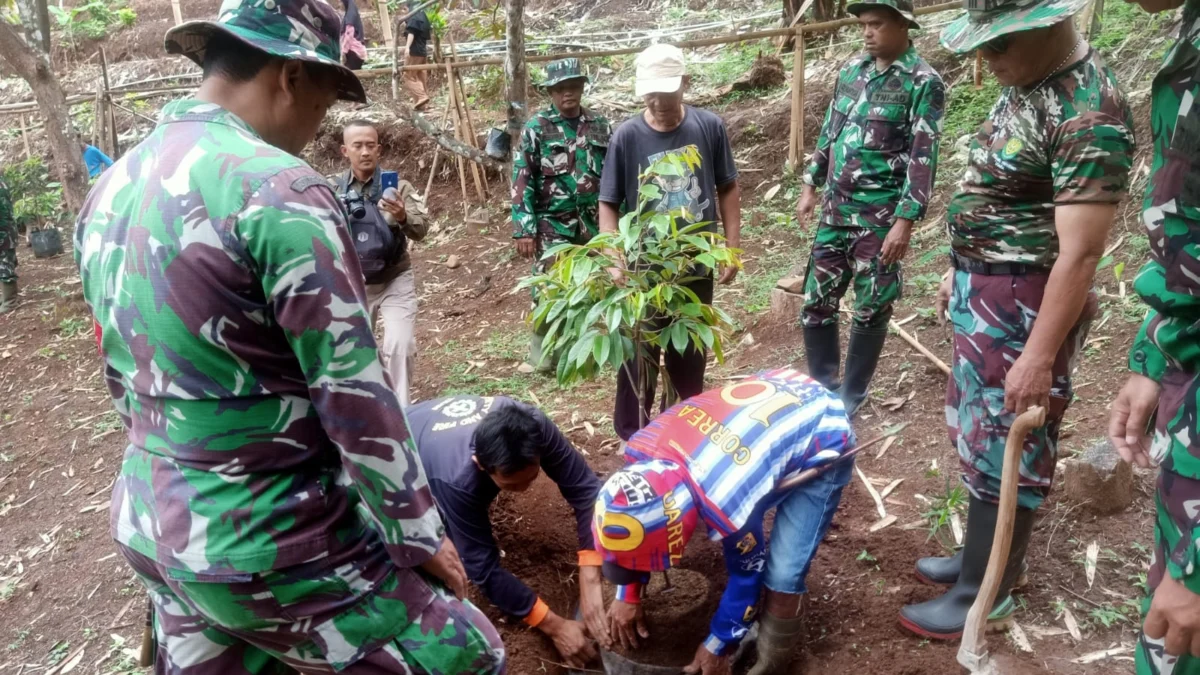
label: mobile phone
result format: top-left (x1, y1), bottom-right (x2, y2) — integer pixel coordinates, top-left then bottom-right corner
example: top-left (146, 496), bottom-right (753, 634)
top-left (381, 171), bottom-right (399, 192)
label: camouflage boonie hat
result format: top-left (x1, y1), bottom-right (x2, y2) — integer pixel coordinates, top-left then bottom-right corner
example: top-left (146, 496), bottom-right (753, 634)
top-left (542, 58), bottom-right (589, 88)
top-left (940, 0), bottom-right (1089, 55)
top-left (846, 0), bottom-right (921, 30)
top-left (165, 0), bottom-right (367, 103)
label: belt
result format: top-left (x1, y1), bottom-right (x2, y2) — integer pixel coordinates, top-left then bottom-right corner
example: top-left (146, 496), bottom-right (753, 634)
top-left (950, 251), bottom-right (1049, 276)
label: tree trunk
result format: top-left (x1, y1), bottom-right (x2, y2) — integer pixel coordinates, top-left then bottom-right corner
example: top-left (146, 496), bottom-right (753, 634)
top-left (15, 0), bottom-right (51, 56)
top-left (812, 0), bottom-right (838, 22)
top-left (503, 0), bottom-right (526, 171)
top-left (0, 19), bottom-right (89, 214)
top-left (391, 103), bottom-right (505, 171)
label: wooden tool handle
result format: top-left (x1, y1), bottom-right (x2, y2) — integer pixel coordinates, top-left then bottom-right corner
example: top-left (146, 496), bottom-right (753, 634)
top-left (774, 427), bottom-right (902, 493)
top-left (958, 406), bottom-right (1046, 668)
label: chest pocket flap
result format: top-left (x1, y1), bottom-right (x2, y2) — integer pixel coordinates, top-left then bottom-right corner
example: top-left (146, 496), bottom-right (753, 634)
top-left (539, 131), bottom-right (570, 176)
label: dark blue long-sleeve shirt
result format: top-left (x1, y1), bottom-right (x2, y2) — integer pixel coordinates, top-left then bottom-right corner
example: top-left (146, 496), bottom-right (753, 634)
top-left (406, 395), bottom-right (602, 619)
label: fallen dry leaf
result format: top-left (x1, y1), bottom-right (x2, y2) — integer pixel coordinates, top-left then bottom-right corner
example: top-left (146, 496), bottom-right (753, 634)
top-left (1025, 624), bottom-right (1069, 640)
top-left (876, 435), bottom-right (898, 460)
top-left (855, 466), bottom-right (887, 519)
top-left (1008, 622), bottom-right (1033, 653)
top-left (1086, 541), bottom-right (1099, 589)
top-left (584, 421), bottom-right (595, 437)
top-left (950, 512), bottom-right (964, 546)
top-left (1073, 646), bottom-right (1133, 664)
top-left (1063, 606), bottom-right (1082, 641)
top-left (881, 396), bottom-right (908, 412)
top-left (868, 514), bottom-right (897, 532)
top-left (763, 184), bottom-right (781, 201)
top-left (880, 478), bottom-right (904, 499)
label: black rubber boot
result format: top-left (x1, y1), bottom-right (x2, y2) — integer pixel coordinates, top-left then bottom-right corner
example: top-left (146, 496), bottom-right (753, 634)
top-left (898, 496), bottom-right (1036, 640)
top-left (915, 549), bottom-right (1029, 589)
top-left (839, 324), bottom-right (888, 416)
top-left (802, 324), bottom-right (840, 391)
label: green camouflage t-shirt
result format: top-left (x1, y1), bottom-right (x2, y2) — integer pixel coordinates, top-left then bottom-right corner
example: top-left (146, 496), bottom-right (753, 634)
top-left (946, 49), bottom-right (1134, 266)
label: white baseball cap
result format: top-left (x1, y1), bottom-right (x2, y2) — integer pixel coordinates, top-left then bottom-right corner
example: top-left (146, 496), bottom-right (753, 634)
top-left (635, 44), bottom-right (686, 97)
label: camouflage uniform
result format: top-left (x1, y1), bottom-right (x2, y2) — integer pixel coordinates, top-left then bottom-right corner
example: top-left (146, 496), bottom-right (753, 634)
top-left (74, 3), bottom-right (503, 674)
top-left (943, 49), bottom-right (1134, 511)
top-left (0, 177), bottom-right (14, 284)
top-left (1127, 4), bottom-right (1200, 673)
top-left (801, 43), bottom-right (944, 329)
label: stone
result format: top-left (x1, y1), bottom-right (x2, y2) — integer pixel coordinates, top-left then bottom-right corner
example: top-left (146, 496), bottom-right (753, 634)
top-left (445, 254), bottom-right (461, 269)
top-left (769, 287), bottom-right (804, 321)
top-left (776, 275), bottom-right (805, 294)
top-left (467, 208), bottom-right (489, 225)
top-left (1062, 439), bottom-right (1134, 515)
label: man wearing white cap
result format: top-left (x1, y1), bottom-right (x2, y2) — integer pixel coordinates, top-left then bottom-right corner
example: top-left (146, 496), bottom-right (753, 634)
top-left (599, 43), bottom-right (742, 443)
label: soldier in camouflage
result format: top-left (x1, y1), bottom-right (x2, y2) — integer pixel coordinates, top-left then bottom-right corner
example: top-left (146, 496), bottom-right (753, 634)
top-left (0, 176), bottom-right (15, 313)
top-left (74, 2), bottom-right (504, 673)
top-left (1110, 0), bottom-right (1200, 672)
top-left (791, 0), bottom-right (945, 415)
top-left (898, 0), bottom-right (1134, 641)
top-left (511, 57), bottom-right (610, 373)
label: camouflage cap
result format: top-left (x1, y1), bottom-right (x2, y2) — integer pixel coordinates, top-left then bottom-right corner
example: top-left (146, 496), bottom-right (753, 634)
top-left (165, 0), bottom-right (367, 103)
top-left (846, 0), bottom-right (921, 30)
top-left (940, 0), bottom-right (1089, 55)
top-left (542, 58), bottom-right (589, 89)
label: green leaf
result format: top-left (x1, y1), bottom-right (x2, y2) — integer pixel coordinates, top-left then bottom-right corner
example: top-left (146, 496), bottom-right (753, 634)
top-left (594, 334), bottom-right (611, 367)
top-left (697, 324), bottom-right (715, 348)
top-left (639, 183), bottom-right (663, 201)
top-left (1096, 255), bottom-right (1114, 271)
top-left (670, 322), bottom-right (690, 354)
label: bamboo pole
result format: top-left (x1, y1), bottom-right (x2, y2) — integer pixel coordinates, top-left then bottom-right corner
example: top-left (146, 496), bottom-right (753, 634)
top-left (974, 51), bottom-right (983, 89)
top-left (788, 30), bottom-right (805, 170)
top-left (448, 37), bottom-right (485, 203)
top-left (889, 320), bottom-right (951, 376)
top-left (99, 48), bottom-right (118, 157)
top-left (425, 97), bottom-right (454, 198)
top-left (20, 114), bottom-right (31, 159)
top-left (378, 0), bottom-right (394, 50)
top-left (444, 57), bottom-right (470, 212)
top-left (170, 0), bottom-right (183, 25)
top-left (449, 37), bottom-right (488, 198)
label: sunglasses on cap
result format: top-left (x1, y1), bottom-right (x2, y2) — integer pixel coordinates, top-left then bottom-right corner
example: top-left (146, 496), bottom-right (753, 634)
top-left (980, 34), bottom-right (1011, 54)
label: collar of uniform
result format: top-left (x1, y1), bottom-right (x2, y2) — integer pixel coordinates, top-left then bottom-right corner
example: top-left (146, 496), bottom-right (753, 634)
top-left (857, 43), bottom-right (919, 75)
top-left (344, 165), bottom-right (381, 189)
top-left (157, 98), bottom-right (261, 140)
top-left (546, 104), bottom-right (594, 124)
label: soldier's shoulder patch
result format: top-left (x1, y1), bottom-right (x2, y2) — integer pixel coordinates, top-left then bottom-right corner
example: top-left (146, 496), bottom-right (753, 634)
top-left (291, 175), bottom-right (331, 193)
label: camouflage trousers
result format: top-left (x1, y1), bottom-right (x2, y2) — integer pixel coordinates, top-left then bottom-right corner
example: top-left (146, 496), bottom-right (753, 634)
top-left (801, 225), bottom-right (901, 330)
top-left (945, 269), bottom-right (1093, 511)
top-left (120, 542), bottom-right (506, 675)
top-left (1136, 366), bottom-right (1200, 675)
top-left (0, 221), bottom-right (16, 283)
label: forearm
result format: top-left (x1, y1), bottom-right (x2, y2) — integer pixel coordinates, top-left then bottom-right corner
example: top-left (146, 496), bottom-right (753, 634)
top-left (1022, 253), bottom-right (1099, 366)
top-left (717, 182), bottom-right (741, 249)
top-left (599, 201), bottom-right (620, 234)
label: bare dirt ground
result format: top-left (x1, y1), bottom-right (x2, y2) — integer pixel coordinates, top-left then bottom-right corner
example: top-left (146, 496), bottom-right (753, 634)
top-left (0, 0), bottom-right (1164, 674)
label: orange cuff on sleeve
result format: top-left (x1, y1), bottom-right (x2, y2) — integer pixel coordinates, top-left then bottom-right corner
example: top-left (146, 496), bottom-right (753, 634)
top-left (523, 597), bottom-right (550, 628)
top-left (578, 550), bottom-right (603, 567)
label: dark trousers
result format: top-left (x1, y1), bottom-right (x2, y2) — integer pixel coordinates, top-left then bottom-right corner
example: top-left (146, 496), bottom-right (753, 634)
top-left (614, 275), bottom-right (714, 441)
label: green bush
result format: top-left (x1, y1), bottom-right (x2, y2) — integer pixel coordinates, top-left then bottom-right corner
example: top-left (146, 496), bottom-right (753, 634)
top-left (49, 0), bottom-right (136, 44)
top-left (2, 158), bottom-right (65, 229)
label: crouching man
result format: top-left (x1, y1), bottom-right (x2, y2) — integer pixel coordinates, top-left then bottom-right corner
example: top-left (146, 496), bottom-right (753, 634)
top-left (595, 369), bottom-right (855, 675)
top-left (405, 395), bottom-right (607, 669)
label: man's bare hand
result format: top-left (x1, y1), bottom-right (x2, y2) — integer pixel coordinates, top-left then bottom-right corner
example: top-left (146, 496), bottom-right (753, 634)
top-left (1144, 575), bottom-right (1200, 659)
top-left (420, 537), bottom-right (468, 599)
top-left (1109, 373), bottom-right (1160, 468)
top-left (541, 614), bottom-right (597, 668)
top-left (718, 264), bottom-right (739, 285)
top-left (682, 644), bottom-right (731, 675)
top-left (608, 600), bottom-right (648, 650)
top-left (794, 185), bottom-right (819, 231)
top-left (515, 237), bottom-right (536, 259)
top-left (379, 196), bottom-right (406, 223)
top-left (880, 218), bottom-right (913, 266)
top-left (1003, 354), bottom-right (1052, 415)
top-left (579, 566), bottom-right (610, 648)
top-left (606, 266), bottom-right (626, 285)
top-left (935, 269), bottom-right (953, 325)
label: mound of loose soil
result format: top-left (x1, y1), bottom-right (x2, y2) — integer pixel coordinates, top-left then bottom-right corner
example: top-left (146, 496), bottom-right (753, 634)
top-left (606, 569), bottom-right (715, 668)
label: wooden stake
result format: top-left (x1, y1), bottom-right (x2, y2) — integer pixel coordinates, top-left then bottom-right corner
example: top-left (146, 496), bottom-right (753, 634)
top-left (889, 320), bottom-right (951, 376)
top-left (20, 114), bottom-right (31, 159)
top-left (449, 38), bottom-right (488, 198)
top-left (788, 30), bottom-right (805, 171)
top-left (99, 47), bottom-right (118, 157)
top-left (444, 58), bottom-right (470, 212)
top-left (378, 0), bottom-right (395, 50)
top-left (170, 0), bottom-right (183, 25)
top-left (974, 50), bottom-right (983, 89)
top-left (448, 37), bottom-right (485, 202)
top-left (425, 97), bottom-right (454, 198)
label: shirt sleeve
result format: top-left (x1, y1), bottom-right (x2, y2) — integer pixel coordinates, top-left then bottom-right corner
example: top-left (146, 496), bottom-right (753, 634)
top-left (531, 405), bottom-right (602, 550)
top-left (235, 166), bottom-right (444, 569)
top-left (1051, 111), bottom-right (1135, 204)
top-left (894, 75), bottom-right (946, 222)
top-left (435, 480), bottom-right (539, 619)
top-left (704, 518), bottom-right (768, 657)
top-left (711, 115), bottom-right (738, 187)
top-left (804, 67), bottom-right (850, 188)
top-left (396, 180), bottom-right (430, 242)
top-left (511, 123), bottom-right (540, 239)
top-left (598, 126), bottom-right (625, 206)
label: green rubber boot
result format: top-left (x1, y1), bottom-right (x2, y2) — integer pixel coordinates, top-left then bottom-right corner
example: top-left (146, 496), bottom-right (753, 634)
top-left (0, 280), bottom-right (17, 314)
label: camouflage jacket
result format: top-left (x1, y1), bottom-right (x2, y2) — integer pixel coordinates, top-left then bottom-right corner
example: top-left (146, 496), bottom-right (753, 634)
top-left (0, 177), bottom-right (12, 244)
top-left (1130, 3), bottom-right (1200, 389)
top-left (803, 46), bottom-right (945, 229)
top-left (510, 105), bottom-right (610, 240)
top-left (74, 99), bottom-right (444, 579)
top-left (946, 49), bottom-right (1134, 266)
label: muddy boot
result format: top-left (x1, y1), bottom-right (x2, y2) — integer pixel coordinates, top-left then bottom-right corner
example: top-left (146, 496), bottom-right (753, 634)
top-left (802, 324), bottom-right (840, 391)
top-left (898, 495), bottom-right (1036, 640)
top-left (519, 332), bottom-right (554, 374)
top-left (915, 549), bottom-right (1029, 589)
top-left (839, 323), bottom-right (887, 417)
top-left (746, 592), bottom-right (804, 675)
top-left (0, 280), bottom-right (16, 314)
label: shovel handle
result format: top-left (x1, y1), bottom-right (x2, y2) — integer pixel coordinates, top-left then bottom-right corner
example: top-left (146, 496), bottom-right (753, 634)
top-left (774, 428), bottom-right (902, 493)
top-left (957, 405), bottom-right (1046, 670)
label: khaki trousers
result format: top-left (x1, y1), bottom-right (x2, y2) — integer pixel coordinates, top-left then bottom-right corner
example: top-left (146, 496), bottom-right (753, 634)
top-left (404, 54), bottom-right (430, 108)
top-left (366, 269), bottom-right (418, 408)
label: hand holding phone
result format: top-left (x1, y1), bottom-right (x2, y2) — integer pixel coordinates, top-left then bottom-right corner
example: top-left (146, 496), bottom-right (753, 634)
top-left (381, 171), bottom-right (399, 192)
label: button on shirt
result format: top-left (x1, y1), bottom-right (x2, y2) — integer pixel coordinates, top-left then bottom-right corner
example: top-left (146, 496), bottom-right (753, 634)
top-left (804, 46), bottom-right (946, 230)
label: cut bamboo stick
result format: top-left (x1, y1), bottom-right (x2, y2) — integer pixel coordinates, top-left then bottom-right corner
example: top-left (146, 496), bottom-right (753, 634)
top-left (788, 30), bottom-right (805, 170)
top-left (889, 320), bottom-right (951, 376)
top-left (425, 97), bottom-right (454, 198)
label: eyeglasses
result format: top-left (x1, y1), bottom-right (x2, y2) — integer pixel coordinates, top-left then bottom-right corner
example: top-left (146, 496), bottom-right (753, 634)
top-left (980, 34), bottom-right (1011, 55)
